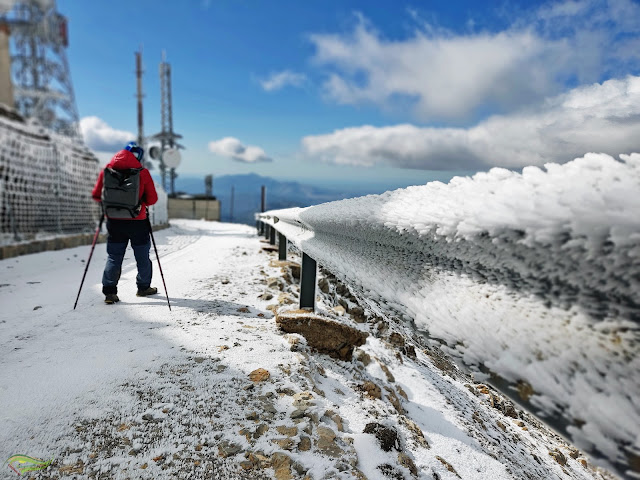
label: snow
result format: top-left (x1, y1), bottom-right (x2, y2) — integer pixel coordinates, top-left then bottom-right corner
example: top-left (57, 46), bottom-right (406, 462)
top-left (0, 219), bottom-right (618, 479)
top-left (261, 153), bottom-right (640, 477)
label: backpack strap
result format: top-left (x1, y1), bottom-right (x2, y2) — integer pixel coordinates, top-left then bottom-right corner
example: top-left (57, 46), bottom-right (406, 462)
top-left (129, 168), bottom-right (143, 214)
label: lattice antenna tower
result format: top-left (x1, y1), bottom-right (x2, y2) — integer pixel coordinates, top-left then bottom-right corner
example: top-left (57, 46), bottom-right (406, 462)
top-left (0, 0), bottom-right (80, 138)
top-left (151, 50), bottom-right (183, 193)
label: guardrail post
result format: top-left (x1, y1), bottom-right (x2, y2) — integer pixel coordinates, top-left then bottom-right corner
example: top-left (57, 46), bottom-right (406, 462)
top-left (269, 226), bottom-right (276, 245)
top-left (300, 252), bottom-right (316, 310)
top-left (278, 233), bottom-right (287, 260)
top-left (264, 223), bottom-right (270, 239)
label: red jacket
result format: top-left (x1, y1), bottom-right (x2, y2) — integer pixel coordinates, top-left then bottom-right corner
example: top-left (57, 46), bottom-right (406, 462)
top-left (92, 150), bottom-right (158, 220)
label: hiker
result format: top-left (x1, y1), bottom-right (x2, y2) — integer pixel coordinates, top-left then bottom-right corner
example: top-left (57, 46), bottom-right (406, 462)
top-left (92, 141), bottom-right (159, 304)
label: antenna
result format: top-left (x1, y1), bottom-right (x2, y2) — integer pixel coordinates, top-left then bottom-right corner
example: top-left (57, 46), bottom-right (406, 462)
top-left (135, 46), bottom-right (144, 152)
top-left (151, 50), bottom-right (184, 195)
top-left (204, 174), bottom-right (213, 197)
top-left (0, 0), bottom-right (81, 138)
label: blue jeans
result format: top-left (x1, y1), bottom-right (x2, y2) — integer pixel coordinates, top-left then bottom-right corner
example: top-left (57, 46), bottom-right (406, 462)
top-left (102, 219), bottom-right (152, 294)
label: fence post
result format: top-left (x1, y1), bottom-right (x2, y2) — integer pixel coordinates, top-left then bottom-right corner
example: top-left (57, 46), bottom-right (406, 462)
top-left (300, 252), bottom-right (316, 311)
top-left (278, 233), bottom-right (287, 260)
top-left (230, 185), bottom-right (235, 223)
top-left (269, 226), bottom-right (276, 245)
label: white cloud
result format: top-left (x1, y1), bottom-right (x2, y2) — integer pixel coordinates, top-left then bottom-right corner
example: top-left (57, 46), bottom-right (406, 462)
top-left (309, 0), bottom-right (640, 121)
top-left (259, 70), bottom-right (307, 92)
top-left (208, 137), bottom-right (272, 163)
top-left (301, 75), bottom-right (640, 170)
top-left (317, 25), bottom-right (557, 121)
top-left (79, 116), bottom-right (135, 153)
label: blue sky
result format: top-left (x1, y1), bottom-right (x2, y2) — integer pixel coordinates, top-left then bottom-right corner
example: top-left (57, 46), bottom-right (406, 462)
top-left (58, 0), bottom-right (640, 188)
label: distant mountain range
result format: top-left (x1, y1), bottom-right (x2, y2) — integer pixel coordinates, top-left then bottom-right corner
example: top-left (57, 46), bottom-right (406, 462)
top-left (168, 173), bottom-right (358, 225)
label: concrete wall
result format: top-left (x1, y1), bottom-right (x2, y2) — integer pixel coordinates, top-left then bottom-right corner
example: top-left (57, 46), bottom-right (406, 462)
top-left (0, 223), bottom-right (171, 260)
top-left (168, 198), bottom-right (220, 221)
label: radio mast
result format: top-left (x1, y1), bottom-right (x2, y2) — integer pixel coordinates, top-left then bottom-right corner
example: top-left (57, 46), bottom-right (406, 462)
top-left (0, 0), bottom-right (80, 138)
top-left (135, 46), bottom-right (144, 152)
top-left (151, 50), bottom-right (183, 194)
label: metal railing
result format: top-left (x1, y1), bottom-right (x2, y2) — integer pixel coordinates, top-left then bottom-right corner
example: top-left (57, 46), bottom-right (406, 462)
top-left (257, 211), bottom-right (317, 310)
top-left (256, 201), bottom-right (639, 479)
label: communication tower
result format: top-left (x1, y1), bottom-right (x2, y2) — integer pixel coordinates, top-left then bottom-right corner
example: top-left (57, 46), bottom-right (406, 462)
top-left (0, 0), bottom-right (81, 138)
top-left (135, 46), bottom-right (145, 152)
top-left (150, 50), bottom-right (183, 195)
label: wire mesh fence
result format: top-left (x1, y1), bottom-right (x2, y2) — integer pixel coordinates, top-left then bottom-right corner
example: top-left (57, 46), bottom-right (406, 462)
top-left (0, 108), bottom-right (168, 247)
top-left (0, 112), bottom-right (101, 245)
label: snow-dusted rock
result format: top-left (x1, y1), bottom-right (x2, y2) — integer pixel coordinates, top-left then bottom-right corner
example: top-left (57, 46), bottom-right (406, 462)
top-left (276, 310), bottom-right (368, 360)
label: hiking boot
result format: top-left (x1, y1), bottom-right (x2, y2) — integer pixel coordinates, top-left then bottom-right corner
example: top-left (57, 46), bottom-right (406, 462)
top-left (104, 293), bottom-right (120, 304)
top-left (136, 287), bottom-right (158, 297)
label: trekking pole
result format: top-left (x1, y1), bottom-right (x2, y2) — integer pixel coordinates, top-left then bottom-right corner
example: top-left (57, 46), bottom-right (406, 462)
top-left (147, 215), bottom-right (171, 311)
top-left (73, 214), bottom-right (105, 310)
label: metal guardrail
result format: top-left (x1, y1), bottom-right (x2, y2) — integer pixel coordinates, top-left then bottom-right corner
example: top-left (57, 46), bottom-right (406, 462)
top-left (256, 204), bottom-right (639, 479)
top-left (257, 213), bottom-right (318, 310)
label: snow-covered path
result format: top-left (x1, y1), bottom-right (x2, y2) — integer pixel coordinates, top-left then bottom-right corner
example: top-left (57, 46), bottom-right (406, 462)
top-left (0, 220), bottom-right (618, 479)
top-left (1, 220), bottom-right (273, 476)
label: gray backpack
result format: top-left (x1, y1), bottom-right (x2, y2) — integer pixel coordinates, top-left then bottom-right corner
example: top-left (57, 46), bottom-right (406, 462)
top-left (101, 167), bottom-right (143, 219)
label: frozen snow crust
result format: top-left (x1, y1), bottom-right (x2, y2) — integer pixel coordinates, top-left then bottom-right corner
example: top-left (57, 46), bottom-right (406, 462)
top-left (261, 153), bottom-right (640, 475)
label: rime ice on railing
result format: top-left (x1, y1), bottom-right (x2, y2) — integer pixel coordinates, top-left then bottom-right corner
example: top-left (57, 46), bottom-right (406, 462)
top-left (258, 152), bottom-right (640, 478)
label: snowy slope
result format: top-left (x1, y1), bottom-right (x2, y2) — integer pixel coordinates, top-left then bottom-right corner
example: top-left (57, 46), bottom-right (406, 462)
top-left (0, 220), bottom-right (619, 479)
